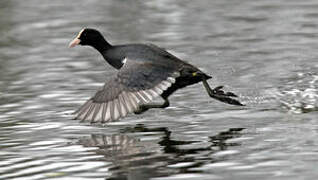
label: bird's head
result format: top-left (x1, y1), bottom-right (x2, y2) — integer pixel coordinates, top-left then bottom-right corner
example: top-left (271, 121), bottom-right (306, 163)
top-left (69, 28), bottom-right (105, 48)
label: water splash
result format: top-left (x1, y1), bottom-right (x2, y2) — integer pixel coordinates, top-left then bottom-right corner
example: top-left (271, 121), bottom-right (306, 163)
top-left (276, 72), bottom-right (318, 113)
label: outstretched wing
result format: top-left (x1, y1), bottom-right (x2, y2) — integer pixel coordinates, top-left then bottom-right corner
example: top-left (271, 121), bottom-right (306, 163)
top-left (74, 57), bottom-right (180, 123)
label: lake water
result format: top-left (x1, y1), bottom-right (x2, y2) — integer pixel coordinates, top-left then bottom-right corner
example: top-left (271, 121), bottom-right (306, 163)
top-left (1, 0), bottom-right (318, 179)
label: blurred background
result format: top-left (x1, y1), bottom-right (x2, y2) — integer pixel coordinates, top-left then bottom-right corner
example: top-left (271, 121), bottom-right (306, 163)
top-left (0, 0), bottom-right (318, 179)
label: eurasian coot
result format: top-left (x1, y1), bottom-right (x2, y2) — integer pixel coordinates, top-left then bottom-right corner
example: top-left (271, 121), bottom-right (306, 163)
top-left (69, 28), bottom-right (243, 123)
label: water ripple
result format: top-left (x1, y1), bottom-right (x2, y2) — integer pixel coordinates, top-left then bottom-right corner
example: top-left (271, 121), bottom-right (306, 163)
top-left (277, 72), bottom-right (318, 113)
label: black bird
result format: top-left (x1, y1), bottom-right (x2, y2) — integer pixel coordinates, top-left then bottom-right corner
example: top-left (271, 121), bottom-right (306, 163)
top-left (69, 28), bottom-right (243, 123)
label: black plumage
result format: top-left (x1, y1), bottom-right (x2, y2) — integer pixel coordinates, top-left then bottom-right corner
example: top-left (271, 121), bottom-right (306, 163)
top-left (69, 28), bottom-right (243, 123)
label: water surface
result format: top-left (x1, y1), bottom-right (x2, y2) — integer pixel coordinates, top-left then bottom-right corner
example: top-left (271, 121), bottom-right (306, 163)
top-left (1, 0), bottom-right (318, 179)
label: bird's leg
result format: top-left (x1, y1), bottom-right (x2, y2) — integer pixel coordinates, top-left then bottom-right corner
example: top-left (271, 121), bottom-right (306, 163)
top-left (134, 98), bottom-right (170, 114)
top-left (202, 77), bottom-right (244, 106)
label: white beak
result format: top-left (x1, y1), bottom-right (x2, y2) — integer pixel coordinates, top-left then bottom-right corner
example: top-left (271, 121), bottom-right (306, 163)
top-left (68, 38), bottom-right (81, 48)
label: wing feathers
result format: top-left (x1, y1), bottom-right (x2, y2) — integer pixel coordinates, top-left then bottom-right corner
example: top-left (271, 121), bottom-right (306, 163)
top-left (77, 102), bottom-right (91, 120)
top-left (101, 103), bottom-right (107, 122)
top-left (128, 92), bottom-right (139, 109)
top-left (74, 99), bottom-right (91, 114)
top-left (113, 99), bottom-right (120, 121)
top-left (92, 104), bottom-right (101, 122)
top-left (75, 74), bottom-right (178, 123)
top-left (167, 77), bottom-right (176, 83)
top-left (122, 93), bottom-right (134, 112)
top-left (83, 103), bottom-right (95, 121)
top-left (109, 100), bottom-right (115, 121)
top-left (153, 86), bottom-right (163, 94)
top-left (139, 91), bottom-right (152, 102)
top-left (118, 94), bottom-right (128, 117)
top-left (104, 102), bottom-right (111, 123)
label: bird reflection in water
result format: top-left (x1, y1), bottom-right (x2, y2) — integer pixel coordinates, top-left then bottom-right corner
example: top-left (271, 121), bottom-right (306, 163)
top-left (78, 125), bottom-right (245, 180)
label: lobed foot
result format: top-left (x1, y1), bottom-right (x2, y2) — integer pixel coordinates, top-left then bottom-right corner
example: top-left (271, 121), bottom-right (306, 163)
top-left (210, 86), bottom-right (245, 106)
